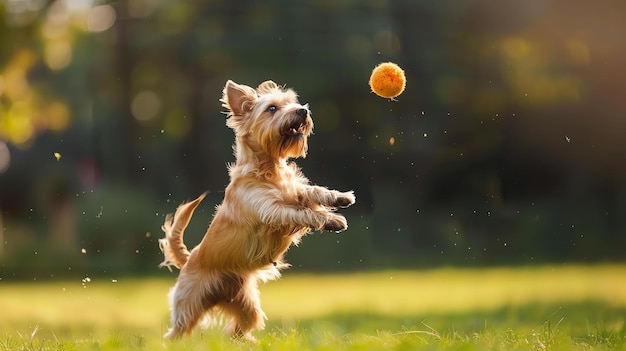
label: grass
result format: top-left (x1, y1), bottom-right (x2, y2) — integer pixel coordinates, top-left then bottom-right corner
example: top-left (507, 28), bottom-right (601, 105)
top-left (0, 265), bottom-right (625, 350)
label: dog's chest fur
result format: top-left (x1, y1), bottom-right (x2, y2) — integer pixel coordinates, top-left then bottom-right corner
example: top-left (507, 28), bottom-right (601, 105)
top-left (194, 161), bottom-right (310, 271)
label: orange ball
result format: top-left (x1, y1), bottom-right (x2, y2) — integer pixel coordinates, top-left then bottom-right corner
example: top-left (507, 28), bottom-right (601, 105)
top-left (368, 62), bottom-right (406, 99)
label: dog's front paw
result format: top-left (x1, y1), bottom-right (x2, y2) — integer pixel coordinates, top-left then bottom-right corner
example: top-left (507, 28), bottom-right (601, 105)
top-left (334, 191), bottom-right (356, 208)
top-left (324, 213), bottom-right (348, 233)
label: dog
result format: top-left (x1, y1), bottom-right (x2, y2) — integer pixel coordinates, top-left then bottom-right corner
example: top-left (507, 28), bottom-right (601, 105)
top-left (158, 80), bottom-right (355, 341)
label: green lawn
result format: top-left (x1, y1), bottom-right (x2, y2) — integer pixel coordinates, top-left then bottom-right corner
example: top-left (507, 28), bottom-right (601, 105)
top-left (1, 265), bottom-right (625, 350)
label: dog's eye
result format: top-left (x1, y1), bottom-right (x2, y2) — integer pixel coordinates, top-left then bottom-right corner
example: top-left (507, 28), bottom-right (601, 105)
top-left (267, 105), bottom-right (277, 113)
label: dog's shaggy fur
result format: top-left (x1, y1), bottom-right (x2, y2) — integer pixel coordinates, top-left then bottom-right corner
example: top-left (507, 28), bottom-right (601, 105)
top-left (159, 80), bottom-right (355, 340)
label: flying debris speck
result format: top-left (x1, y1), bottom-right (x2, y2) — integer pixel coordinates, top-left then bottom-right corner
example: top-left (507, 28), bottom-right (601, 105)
top-left (81, 248), bottom-right (87, 254)
top-left (54, 152), bottom-right (61, 161)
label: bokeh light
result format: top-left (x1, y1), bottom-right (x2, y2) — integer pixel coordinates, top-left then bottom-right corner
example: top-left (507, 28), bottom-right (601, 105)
top-left (131, 91), bottom-right (162, 122)
top-left (44, 40), bottom-right (72, 70)
top-left (86, 5), bottom-right (116, 32)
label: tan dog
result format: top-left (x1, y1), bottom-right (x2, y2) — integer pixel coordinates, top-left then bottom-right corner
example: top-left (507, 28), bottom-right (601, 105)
top-left (159, 80), bottom-right (355, 340)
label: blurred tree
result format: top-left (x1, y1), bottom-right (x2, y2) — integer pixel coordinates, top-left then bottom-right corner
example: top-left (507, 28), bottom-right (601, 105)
top-left (1, 0), bottom-right (626, 279)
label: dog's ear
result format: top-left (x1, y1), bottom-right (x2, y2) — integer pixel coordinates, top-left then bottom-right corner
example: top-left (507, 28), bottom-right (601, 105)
top-left (222, 80), bottom-right (256, 116)
top-left (222, 80), bottom-right (257, 132)
top-left (256, 80), bottom-right (279, 94)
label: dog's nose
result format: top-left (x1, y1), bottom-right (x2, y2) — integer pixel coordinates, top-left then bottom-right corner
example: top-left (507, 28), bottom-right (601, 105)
top-left (296, 108), bottom-right (308, 118)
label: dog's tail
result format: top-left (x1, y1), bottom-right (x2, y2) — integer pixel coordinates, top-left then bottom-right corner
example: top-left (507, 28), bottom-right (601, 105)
top-left (158, 193), bottom-right (206, 271)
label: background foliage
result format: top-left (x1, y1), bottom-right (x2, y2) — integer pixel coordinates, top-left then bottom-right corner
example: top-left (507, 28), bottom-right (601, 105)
top-left (1, 0), bottom-right (625, 279)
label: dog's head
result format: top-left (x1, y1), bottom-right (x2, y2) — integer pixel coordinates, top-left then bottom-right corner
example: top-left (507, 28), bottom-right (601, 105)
top-left (221, 80), bottom-right (313, 160)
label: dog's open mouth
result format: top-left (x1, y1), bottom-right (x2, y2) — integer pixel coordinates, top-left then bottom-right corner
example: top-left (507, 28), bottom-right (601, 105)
top-left (284, 122), bottom-right (307, 136)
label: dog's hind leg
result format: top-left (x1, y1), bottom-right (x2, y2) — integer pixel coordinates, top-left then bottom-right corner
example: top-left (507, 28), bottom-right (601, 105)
top-left (220, 276), bottom-right (266, 341)
top-left (164, 274), bottom-right (218, 339)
